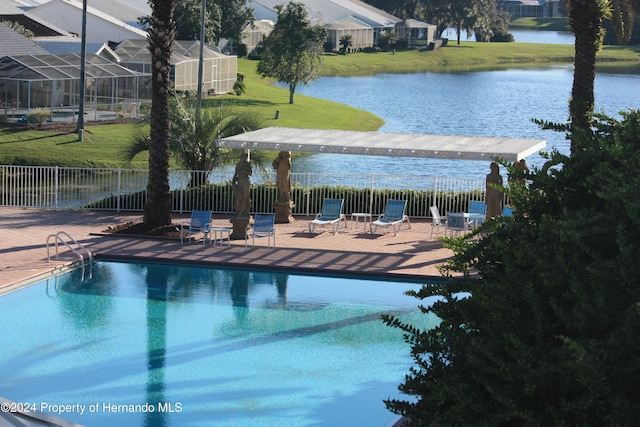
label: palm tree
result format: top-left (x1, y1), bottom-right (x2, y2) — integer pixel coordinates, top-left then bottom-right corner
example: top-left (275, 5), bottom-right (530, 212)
top-left (377, 30), bottom-right (396, 51)
top-left (609, 0), bottom-right (640, 43)
top-left (339, 34), bottom-right (353, 54)
top-left (125, 100), bottom-right (263, 188)
top-left (567, 0), bottom-right (640, 156)
top-left (144, 0), bottom-right (177, 228)
top-left (169, 100), bottom-right (263, 187)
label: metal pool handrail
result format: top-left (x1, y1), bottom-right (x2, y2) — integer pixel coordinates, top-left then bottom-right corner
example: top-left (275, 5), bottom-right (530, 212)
top-left (46, 231), bottom-right (93, 281)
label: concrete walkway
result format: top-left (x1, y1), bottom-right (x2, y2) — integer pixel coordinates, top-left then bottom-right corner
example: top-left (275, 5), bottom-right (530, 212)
top-left (0, 207), bottom-right (455, 290)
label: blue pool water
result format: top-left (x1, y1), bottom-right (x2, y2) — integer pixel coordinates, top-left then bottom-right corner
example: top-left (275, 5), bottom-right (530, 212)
top-left (0, 261), bottom-right (439, 426)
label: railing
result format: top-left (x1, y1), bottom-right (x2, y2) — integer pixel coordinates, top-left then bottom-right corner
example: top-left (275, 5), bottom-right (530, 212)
top-left (46, 231), bottom-right (93, 281)
top-left (1, 165), bottom-right (492, 218)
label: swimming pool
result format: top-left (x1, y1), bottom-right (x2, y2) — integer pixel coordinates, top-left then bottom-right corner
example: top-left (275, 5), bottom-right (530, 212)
top-left (0, 261), bottom-right (439, 426)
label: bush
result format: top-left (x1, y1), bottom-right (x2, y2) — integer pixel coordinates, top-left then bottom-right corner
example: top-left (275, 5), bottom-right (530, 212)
top-left (27, 109), bottom-right (52, 125)
top-left (383, 110), bottom-right (640, 425)
top-left (233, 80), bottom-right (246, 96)
top-left (236, 43), bottom-right (248, 58)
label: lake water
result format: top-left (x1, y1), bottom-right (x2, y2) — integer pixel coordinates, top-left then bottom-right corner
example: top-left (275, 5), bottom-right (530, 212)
top-left (283, 30), bottom-right (640, 179)
top-left (447, 28), bottom-right (574, 44)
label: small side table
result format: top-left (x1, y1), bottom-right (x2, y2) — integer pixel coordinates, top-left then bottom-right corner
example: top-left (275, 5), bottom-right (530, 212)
top-left (210, 227), bottom-right (232, 247)
top-left (350, 213), bottom-right (372, 230)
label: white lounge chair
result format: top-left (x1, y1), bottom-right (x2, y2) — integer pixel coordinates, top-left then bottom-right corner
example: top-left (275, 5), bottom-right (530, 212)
top-left (430, 206), bottom-right (447, 238)
top-left (309, 198), bottom-right (346, 235)
top-left (370, 200), bottom-right (411, 236)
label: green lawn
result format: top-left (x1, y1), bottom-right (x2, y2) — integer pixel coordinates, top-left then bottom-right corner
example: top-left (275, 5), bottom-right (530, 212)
top-left (509, 17), bottom-right (571, 31)
top-left (1, 41), bottom-right (639, 168)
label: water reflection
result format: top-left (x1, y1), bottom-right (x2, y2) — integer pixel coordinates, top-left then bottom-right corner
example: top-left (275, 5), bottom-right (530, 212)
top-left (55, 263), bottom-right (115, 330)
top-left (144, 265), bottom-right (169, 427)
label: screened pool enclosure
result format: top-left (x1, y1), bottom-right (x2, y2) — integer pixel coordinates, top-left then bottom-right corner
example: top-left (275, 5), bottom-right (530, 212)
top-left (0, 53), bottom-right (151, 119)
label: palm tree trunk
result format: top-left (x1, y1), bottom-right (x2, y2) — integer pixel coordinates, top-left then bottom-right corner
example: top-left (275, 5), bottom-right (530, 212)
top-left (568, 0), bottom-right (605, 157)
top-left (144, 0), bottom-right (177, 228)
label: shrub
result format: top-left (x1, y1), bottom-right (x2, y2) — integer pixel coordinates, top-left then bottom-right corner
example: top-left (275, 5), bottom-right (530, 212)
top-left (233, 80), bottom-right (246, 96)
top-left (383, 110), bottom-right (640, 425)
top-left (236, 43), bottom-right (248, 58)
top-left (27, 109), bottom-right (52, 125)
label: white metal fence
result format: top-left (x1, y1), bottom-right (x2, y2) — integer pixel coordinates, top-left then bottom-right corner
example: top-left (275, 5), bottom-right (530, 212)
top-left (0, 165), bottom-right (490, 218)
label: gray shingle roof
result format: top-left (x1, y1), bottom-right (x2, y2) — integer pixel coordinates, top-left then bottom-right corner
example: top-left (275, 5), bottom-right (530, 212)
top-left (0, 21), bottom-right (48, 56)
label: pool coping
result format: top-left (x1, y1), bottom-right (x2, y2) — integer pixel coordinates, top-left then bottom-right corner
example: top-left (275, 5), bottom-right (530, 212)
top-left (0, 207), bottom-right (458, 290)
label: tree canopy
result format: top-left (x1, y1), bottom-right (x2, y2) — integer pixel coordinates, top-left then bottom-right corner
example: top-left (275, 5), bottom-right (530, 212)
top-left (140, 0), bottom-right (253, 50)
top-left (256, 2), bottom-right (327, 104)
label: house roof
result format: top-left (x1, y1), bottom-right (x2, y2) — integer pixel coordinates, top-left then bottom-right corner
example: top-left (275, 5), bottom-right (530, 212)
top-left (35, 37), bottom-right (118, 58)
top-left (217, 127), bottom-right (546, 162)
top-left (0, 21), bottom-right (48, 56)
top-left (396, 19), bottom-right (437, 29)
top-left (248, 0), bottom-right (398, 27)
top-left (83, 0), bottom-right (149, 28)
top-left (327, 17), bottom-right (372, 30)
top-left (28, 0), bottom-right (146, 40)
top-left (0, 52), bottom-right (146, 81)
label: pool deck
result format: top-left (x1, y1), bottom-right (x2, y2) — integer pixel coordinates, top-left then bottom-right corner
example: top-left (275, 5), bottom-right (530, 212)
top-left (0, 207), bottom-right (457, 290)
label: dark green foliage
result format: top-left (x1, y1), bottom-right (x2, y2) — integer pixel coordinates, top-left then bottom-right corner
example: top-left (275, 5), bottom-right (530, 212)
top-left (85, 183), bottom-right (483, 216)
top-left (383, 110), bottom-right (640, 426)
top-left (236, 43), bottom-right (248, 58)
top-left (256, 2), bottom-right (328, 104)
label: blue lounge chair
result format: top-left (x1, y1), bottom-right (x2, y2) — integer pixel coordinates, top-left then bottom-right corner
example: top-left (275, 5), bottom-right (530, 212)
top-left (181, 210), bottom-right (212, 245)
top-left (309, 198), bottom-right (346, 235)
top-left (246, 214), bottom-right (276, 248)
top-left (469, 201), bottom-right (487, 226)
top-left (502, 206), bottom-right (514, 217)
top-left (446, 212), bottom-right (467, 237)
top-left (371, 200), bottom-right (411, 236)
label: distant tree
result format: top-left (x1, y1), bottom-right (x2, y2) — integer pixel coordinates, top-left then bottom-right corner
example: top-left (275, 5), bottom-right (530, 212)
top-left (472, 0), bottom-right (511, 42)
top-left (256, 2), bottom-right (327, 104)
top-left (377, 30), bottom-right (396, 51)
top-left (339, 34), bottom-right (353, 54)
top-left (144, 0), bottom-right (176, 228)
top-left (216, 0), bottom-right (254, 49)
top-left (425, 0), bottom-right (476, 44)
top-left (173, 0), bottom-right (220, 42)
top-left (140, 0), bottom-right (228, 44)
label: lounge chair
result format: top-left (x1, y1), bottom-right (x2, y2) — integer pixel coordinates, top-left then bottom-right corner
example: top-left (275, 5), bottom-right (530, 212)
top-left (502, 206), bottom-right (514, 217)
top-left (370, 199), bottom-right (411, 236)
top-left (309, 198), bottom-right (346, 235)
top-left (181, 210), bottom-right (212, 245)
top-left (246, 214), bottom-right (276, 248)
top-left (429, 206), bottom-right (447, 238)
top-left (469, 201), bottom-right (487, 226)
top-left (446, 212), bottom-right (467, 237)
